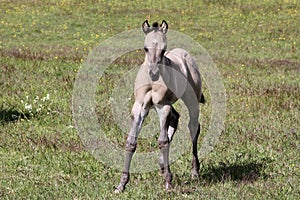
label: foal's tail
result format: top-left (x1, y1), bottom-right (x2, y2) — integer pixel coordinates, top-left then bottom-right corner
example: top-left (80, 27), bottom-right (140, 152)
top-left (199, 93), bottom-right (206, 104)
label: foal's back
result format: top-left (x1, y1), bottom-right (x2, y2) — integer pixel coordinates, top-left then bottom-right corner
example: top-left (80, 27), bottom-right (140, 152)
top-left (164, 48), bottom-right (203, 102)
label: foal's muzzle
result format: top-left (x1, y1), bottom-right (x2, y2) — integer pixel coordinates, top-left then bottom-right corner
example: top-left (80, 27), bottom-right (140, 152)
top-left (149, 70), bottom-right (160, 81)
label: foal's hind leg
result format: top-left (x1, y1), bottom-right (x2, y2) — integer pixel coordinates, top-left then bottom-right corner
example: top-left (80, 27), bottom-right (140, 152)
top-left (158, 106), bottom-right (180, 175)
top-left (182, 93), bottom-right (201, 177)
top-left (191, 122), bottom-right (201, 177)
top-left (188, 104), bottom-right (201, 177)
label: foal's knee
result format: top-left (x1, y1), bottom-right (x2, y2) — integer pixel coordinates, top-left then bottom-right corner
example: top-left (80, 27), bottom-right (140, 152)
top-left (125, 137), bottom-right (137, 152)
top-left (158, 138), bottom-right (169, 149)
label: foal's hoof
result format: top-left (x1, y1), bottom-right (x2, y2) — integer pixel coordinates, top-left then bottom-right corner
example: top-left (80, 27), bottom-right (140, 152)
top-left (192, 174), bottom-right (200, 180)
top-left (165, 182), bottom-right (173, 192)
top-left (114, 189), bottom-right (121, 194)
top-left (158, 168), bottom-right (164, 176)
top-left (191, 171), bottom-right (200, 179)
top-left (114, 185), bottom-right (124, 194)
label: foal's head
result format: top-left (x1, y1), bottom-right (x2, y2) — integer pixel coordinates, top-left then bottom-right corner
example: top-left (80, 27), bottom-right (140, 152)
top-left (142, 20), bottom-right (168, 81)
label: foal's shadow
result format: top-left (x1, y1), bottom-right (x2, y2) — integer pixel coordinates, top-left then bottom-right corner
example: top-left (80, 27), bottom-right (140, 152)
top-left (176, 157), bottom-right (271, 188)
top-left (200, 160), bottom-right (269, 184)
top-left (0, 109), bottom-right (30, 124)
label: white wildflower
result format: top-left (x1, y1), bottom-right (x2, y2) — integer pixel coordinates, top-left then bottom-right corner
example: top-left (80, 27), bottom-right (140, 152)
top-left (42, 93), bottom-right (50, 102)
top-left (25, 103), bottom-right (32, 111)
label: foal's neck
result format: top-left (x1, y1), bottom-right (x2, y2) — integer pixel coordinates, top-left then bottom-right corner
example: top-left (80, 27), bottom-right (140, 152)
top-left (162, 54), bottom-right (171, 66)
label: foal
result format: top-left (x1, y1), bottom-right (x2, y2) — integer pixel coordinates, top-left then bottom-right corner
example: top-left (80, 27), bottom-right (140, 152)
top-left (115, 20), bottom-right (205, 192)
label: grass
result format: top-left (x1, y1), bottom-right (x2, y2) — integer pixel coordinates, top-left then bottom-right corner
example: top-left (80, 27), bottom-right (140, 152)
top-left (1, 0), bottom-right (299, 199)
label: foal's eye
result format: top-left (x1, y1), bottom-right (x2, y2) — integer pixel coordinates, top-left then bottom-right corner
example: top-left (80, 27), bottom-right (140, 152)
top-left (144, 47), bottom-right (149, 52)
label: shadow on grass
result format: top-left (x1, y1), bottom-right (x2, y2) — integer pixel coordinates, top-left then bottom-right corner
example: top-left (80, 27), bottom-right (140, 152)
top-left (173, 159), bottom-right (272, 195)
top-left (200, 160), bottom-right (269, 184)
top-left (0, 109), bottom-right (30, 124)
top-left (175, 158), bottom-right (272, 193)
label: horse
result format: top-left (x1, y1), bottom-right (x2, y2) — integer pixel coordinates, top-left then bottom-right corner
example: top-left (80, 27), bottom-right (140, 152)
top-left (115, 20), bottom-right (205, 193)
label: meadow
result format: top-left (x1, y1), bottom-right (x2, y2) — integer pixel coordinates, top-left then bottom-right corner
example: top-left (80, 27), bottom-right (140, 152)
top-left (0, 0), bottom-right (299, 199)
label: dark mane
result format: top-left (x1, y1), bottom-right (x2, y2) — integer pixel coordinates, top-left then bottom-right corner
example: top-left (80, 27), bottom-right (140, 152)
top-left (150, 22), bottom-right (159, 31)
top-left (152, 22), bottom-right (159, 27)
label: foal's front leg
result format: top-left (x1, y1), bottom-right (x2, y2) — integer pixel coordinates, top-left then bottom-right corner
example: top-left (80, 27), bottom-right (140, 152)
top-left (156, 105), bottom-right (173, 191)
top-left (115, 101), bottom-right (148, 193)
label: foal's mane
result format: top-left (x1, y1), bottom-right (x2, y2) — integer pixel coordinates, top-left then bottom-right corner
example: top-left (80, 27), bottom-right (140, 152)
top-left (150, 22), bottom-right (159, 31)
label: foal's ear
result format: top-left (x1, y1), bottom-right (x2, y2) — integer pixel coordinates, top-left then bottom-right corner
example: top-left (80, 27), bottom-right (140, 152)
top-left (142, 20), bottom-right (150, 34)
top-left (160, 20), bottom-right (168, 34)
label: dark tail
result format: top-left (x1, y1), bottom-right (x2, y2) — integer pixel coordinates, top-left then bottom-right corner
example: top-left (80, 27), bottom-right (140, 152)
top-left (199, 93), bottom-right (205, 104)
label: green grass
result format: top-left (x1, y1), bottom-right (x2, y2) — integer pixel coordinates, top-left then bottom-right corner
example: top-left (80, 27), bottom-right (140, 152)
top-left (1, 0), bottom-right (299, 199)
